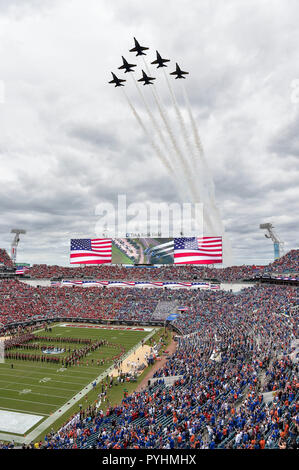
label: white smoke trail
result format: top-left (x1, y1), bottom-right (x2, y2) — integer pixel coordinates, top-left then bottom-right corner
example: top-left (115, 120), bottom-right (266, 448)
top-left (139, 58), bottom-right (217, 233)
top-left (121, 88), bottom-right (173, 175)
top-left (181, 82), bottom-right (224, 233)
top-left (141, 59), bottom-right (185, 171)
top-left (181, 82), bottom-right (204, 156)
top-left (181, 82), bottom-right (233, 265)
top-left (162, 72), bottom-right (221, 236)
top-left (165, 75), bottom-right (217, 235)
top-left (130, 56), bottom-right (232, 263)
top-left (163, 68), bottom-right (196, 171)
top-left (157, 71), bottom-right (216, 233)
top-left (181, 83), bottom-right (218, 204)
top-left (141, 57), bottom-right (199, 204)
top-left (130, 73), bottom-right (174, 172)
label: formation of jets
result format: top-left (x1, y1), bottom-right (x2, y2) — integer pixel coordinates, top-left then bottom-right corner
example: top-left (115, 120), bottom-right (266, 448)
top-left (109, 37), bottom-right (189, 87)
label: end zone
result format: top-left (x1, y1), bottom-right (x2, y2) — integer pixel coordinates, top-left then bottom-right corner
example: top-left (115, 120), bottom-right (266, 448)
top-left (0, 410), bottom-right (44, 434)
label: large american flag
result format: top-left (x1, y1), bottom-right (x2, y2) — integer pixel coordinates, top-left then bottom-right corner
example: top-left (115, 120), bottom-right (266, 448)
top-left (70, 239), bottom-right (112, 264)
top-left (174, 237), bottom-right (222, 264)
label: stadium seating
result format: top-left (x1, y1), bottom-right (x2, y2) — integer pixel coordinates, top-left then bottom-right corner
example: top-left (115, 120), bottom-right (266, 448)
top-left (0, 248), bottom-right (298, 282)
top-left (0, 249), bottom-right (14, 268)
top-left (0, 247), bottom-right (298, 449)
top-left (16, 249), bottom-right (299, 282)
top-left (37, 280), bottom-right (297, 449)
top-left (262, 250), bottom-right (299, 274)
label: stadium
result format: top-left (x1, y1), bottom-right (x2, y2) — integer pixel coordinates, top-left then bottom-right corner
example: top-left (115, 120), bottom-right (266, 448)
top-left (0, 246), bottom-right (298, 450)
top-left (0, 0), bottom-right (298, 460)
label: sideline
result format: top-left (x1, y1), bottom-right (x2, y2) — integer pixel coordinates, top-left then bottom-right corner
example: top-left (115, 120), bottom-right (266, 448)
top-left (135, 335), bottom-right (177, 393)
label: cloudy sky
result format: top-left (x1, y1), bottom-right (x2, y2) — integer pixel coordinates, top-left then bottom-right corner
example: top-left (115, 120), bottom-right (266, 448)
top-left (0, 0), bottom-right (298, 266)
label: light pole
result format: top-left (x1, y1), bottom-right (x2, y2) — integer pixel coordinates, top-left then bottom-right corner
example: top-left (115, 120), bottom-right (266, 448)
top-left (259, 223), bottom-right (284, 261)
top-left (10, 229), bottom-right (26, 265)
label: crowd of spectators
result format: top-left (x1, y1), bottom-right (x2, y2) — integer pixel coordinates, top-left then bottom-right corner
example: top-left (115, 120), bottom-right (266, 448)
top-left (1, 278), bottom-right (297, 449)
top-left (0, 249), bottom-right (14, 269)
top-left (0, 280), bottom-right (224, 328)
top-left (32, 283), bottom-right (297, 449)
top-left (0, 279), bottom-right (298, 329)
top-left (0, 280), bottom-right (145, 327)
top-left (6, 248), bottom-right (297, 282)
top-left (0, 247), bottom-right (298, 449)
top-left (262, 250), bottom-right (299, 274)
top-left (0, 248), bottom-right (298, 283)
top-left (21, 262), bottom-right (257, 282)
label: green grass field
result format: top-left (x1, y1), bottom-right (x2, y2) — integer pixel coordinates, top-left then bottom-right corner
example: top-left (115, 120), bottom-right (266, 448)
top-left (0, 323), bottom-right (152, 441)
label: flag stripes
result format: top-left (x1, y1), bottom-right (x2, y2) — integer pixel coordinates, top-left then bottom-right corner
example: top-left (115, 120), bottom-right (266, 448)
top-left (70, 239), bottom-right (112, 265)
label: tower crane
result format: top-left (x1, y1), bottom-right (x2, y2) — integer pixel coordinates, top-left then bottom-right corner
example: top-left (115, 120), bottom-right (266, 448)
top-left (259, 223), bottom-right (284, 261)
top-left (10, 229), bottom-right (26, 265)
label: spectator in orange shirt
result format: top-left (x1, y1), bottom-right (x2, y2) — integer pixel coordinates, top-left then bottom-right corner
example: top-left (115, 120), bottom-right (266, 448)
top-left (259, 439), bottom-right (265, 449)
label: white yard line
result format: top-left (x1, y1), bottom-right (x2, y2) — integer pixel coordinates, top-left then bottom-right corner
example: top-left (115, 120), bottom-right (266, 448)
top-left (0, 365), bottom-right (102, 381)
top-left (0, 368), bottom-right (83, 398)
top-left (0, 396), bottom-right (60, 407)
top-left (0, 363), bottom-right (122, 376)
top-left (0, 371), bottom-right (92, 387)
top-left (0, 388), bottom-right (70, 399)
top-left (0, 379), bottom-right (78, 393)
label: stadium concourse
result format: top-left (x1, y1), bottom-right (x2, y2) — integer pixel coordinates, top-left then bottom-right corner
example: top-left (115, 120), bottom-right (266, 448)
top-left (0, 249), bottom-right (298, 449)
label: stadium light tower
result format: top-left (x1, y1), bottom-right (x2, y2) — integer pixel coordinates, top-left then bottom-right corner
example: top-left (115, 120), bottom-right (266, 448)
top-left (10, 229), bottom-right (26, 265)
top-left (259, 223), bottom-right (284, 261)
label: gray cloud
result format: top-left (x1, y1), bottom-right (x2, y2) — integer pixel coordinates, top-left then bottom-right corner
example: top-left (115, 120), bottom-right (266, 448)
top-left (270, 114), bottom-right (299, 157)
top-left (64, 121), bottom-right (120, 150)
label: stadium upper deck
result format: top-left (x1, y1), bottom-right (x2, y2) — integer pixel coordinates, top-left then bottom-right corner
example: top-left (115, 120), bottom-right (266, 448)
top-left (1, 249), bottom-right (298, 282)
top-left (0, 249), bottom-right (14, 268)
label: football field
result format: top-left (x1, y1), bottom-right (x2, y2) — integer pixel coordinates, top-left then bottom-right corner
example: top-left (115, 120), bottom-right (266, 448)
top-left (0, 323), bottom-right (154, 443)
